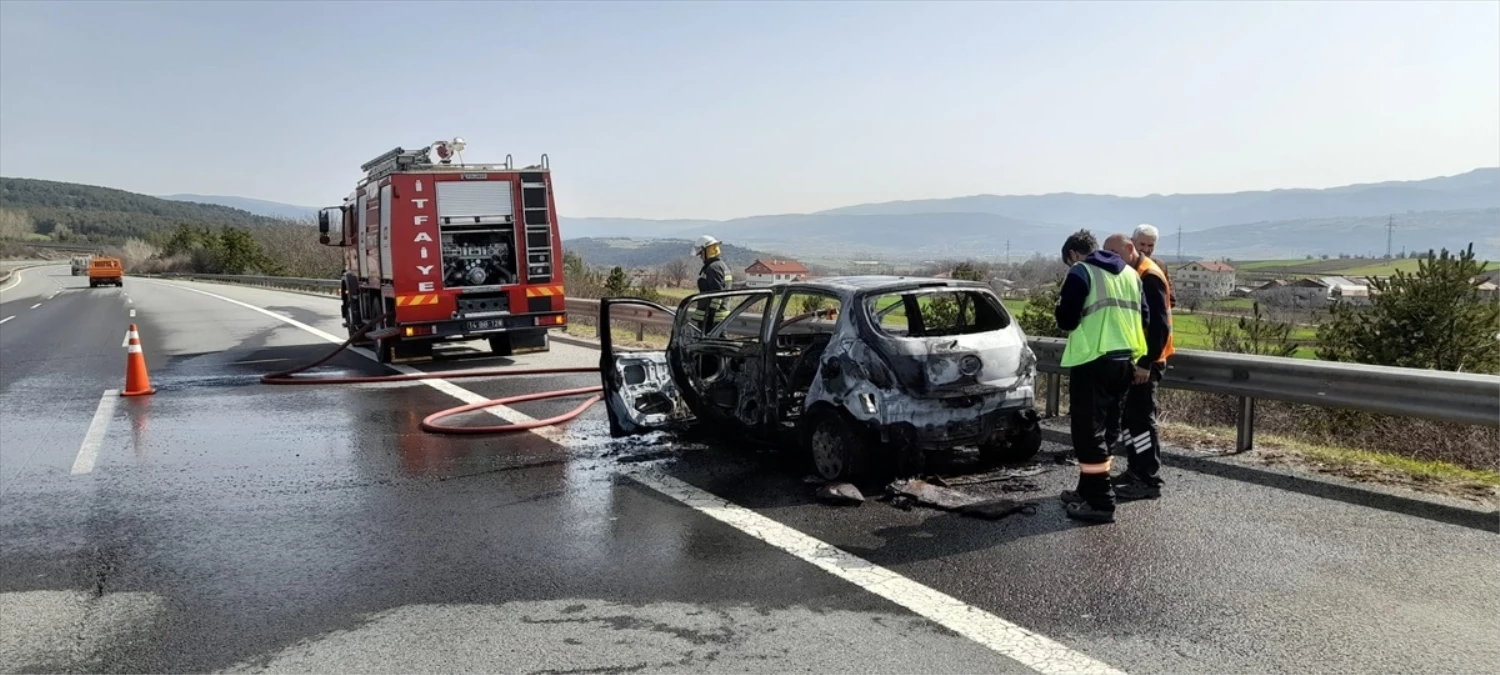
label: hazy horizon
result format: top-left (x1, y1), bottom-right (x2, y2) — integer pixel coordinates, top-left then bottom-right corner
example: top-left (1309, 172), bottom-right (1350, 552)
top-left (2, 1), bottom-right (1496, 220)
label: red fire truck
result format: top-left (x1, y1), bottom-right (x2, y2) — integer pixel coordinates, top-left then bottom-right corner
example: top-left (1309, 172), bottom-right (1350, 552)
top-left (317, 139), bottom-right (566, 363)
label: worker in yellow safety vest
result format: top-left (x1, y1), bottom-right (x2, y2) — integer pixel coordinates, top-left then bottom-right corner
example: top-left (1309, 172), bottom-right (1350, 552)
top-left (690, 235), bottom-right (734, 334)
top-left (1054, 229), bottom-right (1148, 524)
top-left (1103, 225), bottom-right (1176, 501)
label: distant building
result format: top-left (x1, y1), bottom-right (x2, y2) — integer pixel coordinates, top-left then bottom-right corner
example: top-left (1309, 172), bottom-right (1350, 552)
top-left (1174, 261), bottom-right (1237, 298)
top-left (744, 259), bottom-right (810, 287)
top-left (1320, 276), bottom-right (1370, 304)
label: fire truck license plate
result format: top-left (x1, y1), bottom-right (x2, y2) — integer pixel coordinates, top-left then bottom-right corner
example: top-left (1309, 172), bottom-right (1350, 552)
top-left (467, 319), bottom-right (506, 332)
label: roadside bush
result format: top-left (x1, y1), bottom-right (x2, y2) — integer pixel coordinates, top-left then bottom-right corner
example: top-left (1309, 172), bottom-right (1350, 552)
top-left (1317, 244), bottom-right (1498, 374)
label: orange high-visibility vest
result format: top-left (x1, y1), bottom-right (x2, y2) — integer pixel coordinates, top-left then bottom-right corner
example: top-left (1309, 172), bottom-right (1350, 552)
top-left (1136, 255), bottom-right (1175, 363)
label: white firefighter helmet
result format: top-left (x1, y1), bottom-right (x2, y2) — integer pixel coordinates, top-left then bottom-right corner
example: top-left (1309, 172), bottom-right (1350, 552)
top-left (693, 235), bottom-right (720, 255)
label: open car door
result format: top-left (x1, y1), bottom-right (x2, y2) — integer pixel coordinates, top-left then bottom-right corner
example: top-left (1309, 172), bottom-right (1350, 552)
top-left (599, 297), bottom-right (696, 438)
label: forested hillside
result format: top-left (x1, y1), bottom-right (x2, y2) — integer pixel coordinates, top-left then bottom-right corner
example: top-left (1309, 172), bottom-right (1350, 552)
top-left (0, 177), bottom-right (286, 242)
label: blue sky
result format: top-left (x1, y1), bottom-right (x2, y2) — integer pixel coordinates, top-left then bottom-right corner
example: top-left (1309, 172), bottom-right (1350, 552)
top-left (1, 0), bottom-right (1496, 220)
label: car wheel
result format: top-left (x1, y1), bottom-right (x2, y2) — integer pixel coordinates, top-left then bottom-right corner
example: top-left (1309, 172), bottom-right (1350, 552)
top-left (980, 410), bottom-right (1043, 466)
top-left (808, 412), bottom-right (872, 483)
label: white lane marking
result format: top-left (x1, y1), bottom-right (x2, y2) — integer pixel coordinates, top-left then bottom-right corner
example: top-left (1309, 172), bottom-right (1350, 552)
top-left (147, 281), bottom-right (566, 443)
top-left (49, 290), bottom-right (59, 299)
top-left (0, 267), bottom-right (27, 293)
top-left (71, 390), bottom-right (121, 475)
top-left (129, 309), bottom-right (136, 318)
top-left (29, 303), bottom-right (41, 309)
top-left (0, 316), bottom-right (12, 325)
top-left (147, 278), bottom-right (1119, 673)
top-left (622, 468), bottom-right (1126, 675)
top-left (127, 298), bottom-right (134, 305)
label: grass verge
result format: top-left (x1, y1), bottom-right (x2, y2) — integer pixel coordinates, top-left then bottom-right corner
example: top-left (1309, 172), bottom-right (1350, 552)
top-left (1158, 422), bottom-right (1498, 505)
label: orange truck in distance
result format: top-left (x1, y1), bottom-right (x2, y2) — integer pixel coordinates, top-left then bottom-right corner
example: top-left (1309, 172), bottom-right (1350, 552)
top-left (88, 257), bottom-right (124, 288)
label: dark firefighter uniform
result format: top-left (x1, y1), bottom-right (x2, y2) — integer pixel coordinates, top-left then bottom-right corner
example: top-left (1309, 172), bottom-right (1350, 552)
top-left (1115, 253), bottom-right (1175, 500)
top-left (692, 256), bottom-right (733, 333)
top-left (1056, 248), bottom-right (1148, 523)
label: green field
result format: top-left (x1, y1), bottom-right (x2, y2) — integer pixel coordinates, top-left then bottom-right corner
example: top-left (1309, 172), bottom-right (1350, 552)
top-left (1231, 257), bottom-right (1496, 278)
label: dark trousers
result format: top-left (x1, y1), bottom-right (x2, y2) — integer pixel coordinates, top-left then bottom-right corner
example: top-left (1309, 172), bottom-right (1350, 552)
top-left (1122, 363), bottom-right (1164, 486)
top-left (1069, 357), bottom-right (1134, 508)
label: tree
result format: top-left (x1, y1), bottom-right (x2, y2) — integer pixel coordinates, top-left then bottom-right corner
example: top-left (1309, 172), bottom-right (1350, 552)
top-left (604, 266), bottom-right (631, 297)
top-left (951, 261), bottom-right (985, 282)
top-left (0, 209), bottom-right (34, 240)
top-left (1316, 244), bottom-right (1499, 373)
top-left (660, 257), bottom-right (692, 288)
top-left (1015, 283), bottom-right (1065, 338)
top-left (1206, 302), bottom-right (1299, 357)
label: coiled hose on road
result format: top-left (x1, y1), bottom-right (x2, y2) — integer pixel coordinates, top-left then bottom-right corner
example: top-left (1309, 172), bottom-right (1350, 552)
top-left (260, 313), bottom-right (604, 435)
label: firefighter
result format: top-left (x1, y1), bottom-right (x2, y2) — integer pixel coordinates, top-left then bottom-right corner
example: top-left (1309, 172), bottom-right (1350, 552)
top-left (691, 235), bottom-right (733, 333)
top-left (1054, 229), bottom-right (1148, 524)
top-left (1105, 228), bottom-right (1174, 501)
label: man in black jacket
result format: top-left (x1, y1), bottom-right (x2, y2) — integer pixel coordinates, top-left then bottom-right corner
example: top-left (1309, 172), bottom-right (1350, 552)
top-left (1104, 231), bottom-right (1173, 500)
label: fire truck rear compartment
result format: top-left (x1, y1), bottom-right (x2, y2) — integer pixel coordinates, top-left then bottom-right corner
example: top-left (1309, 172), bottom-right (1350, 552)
top-left (436, 180), bottom-right (520, 290)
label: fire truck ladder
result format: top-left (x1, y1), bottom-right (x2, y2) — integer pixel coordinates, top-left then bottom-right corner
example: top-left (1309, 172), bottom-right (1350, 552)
top-left (520, 154), bottom-right (553, 284)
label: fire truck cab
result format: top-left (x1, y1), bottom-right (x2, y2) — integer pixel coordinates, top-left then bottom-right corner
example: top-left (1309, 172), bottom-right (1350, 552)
top-left (318, 139), bottom-right (566, 363)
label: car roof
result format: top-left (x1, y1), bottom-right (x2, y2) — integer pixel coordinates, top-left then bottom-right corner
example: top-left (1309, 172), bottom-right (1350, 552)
top-left (791, 275), bottom-right (990, 294)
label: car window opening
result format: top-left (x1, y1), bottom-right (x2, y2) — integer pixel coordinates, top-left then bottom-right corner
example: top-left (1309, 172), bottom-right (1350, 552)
top-left (867, 289), bottom-right (1010, 338)
top-left (771, 291), bottom-right (841, 426)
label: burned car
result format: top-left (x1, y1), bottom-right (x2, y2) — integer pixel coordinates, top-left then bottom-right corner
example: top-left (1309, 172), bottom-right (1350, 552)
top-left (599, 276), bottom-right (1042, 483)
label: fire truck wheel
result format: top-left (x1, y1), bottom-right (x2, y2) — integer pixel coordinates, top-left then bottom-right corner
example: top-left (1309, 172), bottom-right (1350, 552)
top-left (374, 336), bottom-right (396, 364)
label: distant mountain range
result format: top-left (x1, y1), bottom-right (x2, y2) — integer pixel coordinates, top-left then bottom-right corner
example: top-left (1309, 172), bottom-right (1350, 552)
top-left (158, 194), bottom-right (319, 221)
top-left (556, 167), bottom-right (1500, 261)
top-left (12, 167), bottom-right (1499, 262)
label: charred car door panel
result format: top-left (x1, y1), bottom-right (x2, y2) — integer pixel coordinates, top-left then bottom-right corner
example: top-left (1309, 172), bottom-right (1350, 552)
top-left (671, 290), bottom-right (776, 434)
top-left (599, 298), bottom-right (694, 437)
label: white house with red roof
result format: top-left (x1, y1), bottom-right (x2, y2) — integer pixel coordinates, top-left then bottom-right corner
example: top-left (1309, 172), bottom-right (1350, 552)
top-left (1174, 260), bottom-right (1237, 297)
top-left (744, 259), bottom-right (810, 287)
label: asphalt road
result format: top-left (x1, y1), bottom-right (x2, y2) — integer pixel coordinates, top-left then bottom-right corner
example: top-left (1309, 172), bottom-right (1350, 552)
top-left (2, 265), bottom-right (1497, 674)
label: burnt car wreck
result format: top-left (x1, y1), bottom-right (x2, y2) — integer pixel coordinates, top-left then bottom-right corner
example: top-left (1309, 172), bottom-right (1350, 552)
top-left (599, 276), bottom-right (1043, 483)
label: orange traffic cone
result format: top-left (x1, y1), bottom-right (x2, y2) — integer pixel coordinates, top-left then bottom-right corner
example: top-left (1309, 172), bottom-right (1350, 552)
top-left (121, 324), bottom-right (156, 397)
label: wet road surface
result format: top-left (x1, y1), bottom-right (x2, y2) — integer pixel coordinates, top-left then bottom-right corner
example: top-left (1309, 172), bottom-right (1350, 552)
top-left (2, 266), bottom-right (1497, 674)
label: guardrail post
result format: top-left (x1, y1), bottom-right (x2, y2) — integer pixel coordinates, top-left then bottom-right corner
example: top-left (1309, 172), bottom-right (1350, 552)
top-left (1044, 373), bottom-right (1061, 418)
top-left (635, 322), bottom-right (645, 342)
top-left (1235, 396), bottom-right (1256, 453)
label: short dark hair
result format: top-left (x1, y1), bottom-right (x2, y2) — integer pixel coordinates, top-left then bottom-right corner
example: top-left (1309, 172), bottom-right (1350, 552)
top-left (1061, 229), bottom-right (1097, 261)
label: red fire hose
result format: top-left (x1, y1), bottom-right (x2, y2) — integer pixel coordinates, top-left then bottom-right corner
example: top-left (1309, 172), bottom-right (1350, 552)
top-left (260, 314), bottom-right (603, 435)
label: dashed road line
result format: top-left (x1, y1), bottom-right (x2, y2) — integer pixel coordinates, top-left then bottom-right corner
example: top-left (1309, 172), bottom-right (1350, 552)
top-left (0, 316), bottom-right (13, 325)
top-left (147, 277), bottom-right (1129, 675)
top-left (129, 309), bottom-right (136, 318)
top-left (71, 390), bottom-right (121, 476)
top-left (30, 303), bottom-right (41, 309)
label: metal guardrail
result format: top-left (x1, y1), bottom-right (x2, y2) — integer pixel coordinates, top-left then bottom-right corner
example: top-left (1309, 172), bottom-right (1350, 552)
top-left (0, 261), bottom-right (62, 287)
top-left (149, 276), bottom-right (1500, 452)
top-left (149, 272), bottom-right (341, 295)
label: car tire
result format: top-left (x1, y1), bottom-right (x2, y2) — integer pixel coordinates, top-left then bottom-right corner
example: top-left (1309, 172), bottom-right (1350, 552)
top-left (980, 410), bottom-right (1043, 466)
top-left (808, 411), bottom-right (873, 484)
